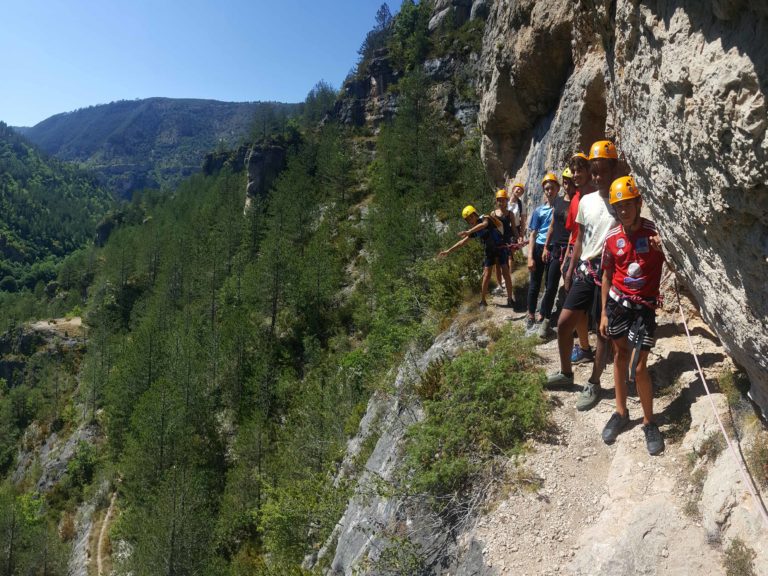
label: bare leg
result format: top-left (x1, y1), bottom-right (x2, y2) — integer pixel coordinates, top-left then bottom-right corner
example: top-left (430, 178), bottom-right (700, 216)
top-left (481, 266), bottom-right (492, 304)
top-left (590, 333), bottom-right (608, 383)
top-left (613, 337), bottom-right (630, 416)
top-left (501, 264), bottom-right (514, 301)
top-left (634, 351), bottom-right (654, 424)
top-left (556, 308), bottom-right (582, 374)
top-left (577, 314), bottom-right (590, 350)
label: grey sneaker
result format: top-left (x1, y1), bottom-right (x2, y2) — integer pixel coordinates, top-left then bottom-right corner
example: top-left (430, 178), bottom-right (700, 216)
top-left (602, 411), bottom-right (630, 444)
top-left (525, 316), bottom-right (535, 332)
top-left (576, 381), bottom-right (601, 411)
top-left (537, 318), bottom-right (552, 339)
top-left (642, 423), bottom-right (665, 455)
top-left (545, 371), bottom-right (574, 388)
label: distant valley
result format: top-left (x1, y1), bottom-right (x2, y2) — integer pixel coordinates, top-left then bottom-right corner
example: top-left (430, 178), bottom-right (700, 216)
top-left (16, 97), bottom-right (299, 198)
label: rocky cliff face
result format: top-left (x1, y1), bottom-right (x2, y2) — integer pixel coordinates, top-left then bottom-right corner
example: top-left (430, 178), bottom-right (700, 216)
top-left (478, 0), bottom-right (768, 416)
top-left (332, 1), bottom-right (490, 132)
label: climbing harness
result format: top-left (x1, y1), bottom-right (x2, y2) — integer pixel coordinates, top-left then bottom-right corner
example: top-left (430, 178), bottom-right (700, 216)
top-left (674, 280), bottom-right (768, 529)
top-left (577, 258), bottom-right (602, 286)
top-left (608, 286), bottom-right (659, 311)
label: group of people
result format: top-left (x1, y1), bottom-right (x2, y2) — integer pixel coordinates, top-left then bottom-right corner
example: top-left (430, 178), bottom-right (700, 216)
top-left (438, 139), bottom-right (666, 455)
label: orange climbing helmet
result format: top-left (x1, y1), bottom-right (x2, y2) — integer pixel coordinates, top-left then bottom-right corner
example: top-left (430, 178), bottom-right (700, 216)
top-left (589, 140), bottom-right (618, 160)
top-left (609, 176), bottom-right (641, 204)
top-left (571, 152), bottom-right (589, 162)
top-left (496, 189), bottom-right (509, 199)
top-left (541, 172), bottom-right (559, 186)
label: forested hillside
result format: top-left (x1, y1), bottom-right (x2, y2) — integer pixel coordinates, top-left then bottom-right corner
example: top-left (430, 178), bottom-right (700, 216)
top-left (0, 122), bottom-right (112, 309)
top-left (0, 68), bottom-right (492, 576)
top-left (0, 3), bottom-right (506, 574)
top-left (18, 98), bottom-right (301, 198)
top-left (78, 67), bottom-right (487, 573)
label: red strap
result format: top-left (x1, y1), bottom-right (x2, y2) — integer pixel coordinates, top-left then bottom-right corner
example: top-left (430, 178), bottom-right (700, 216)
top-left (611, 286), bottom-right (661, 310)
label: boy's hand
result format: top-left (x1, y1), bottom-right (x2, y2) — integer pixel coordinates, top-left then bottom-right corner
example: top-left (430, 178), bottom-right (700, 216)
top-left (542, 247), bottom-right (550, 263)
top-left (527, 258), bottom-right (535, 271)
top-left (599, 312), bottom-right (609, 339)
top-left (649, 234), bottom-right (663, 252)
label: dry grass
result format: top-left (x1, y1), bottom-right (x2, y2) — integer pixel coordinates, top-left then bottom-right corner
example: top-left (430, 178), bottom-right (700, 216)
top-left (723, 538), bottom-right (757, 576)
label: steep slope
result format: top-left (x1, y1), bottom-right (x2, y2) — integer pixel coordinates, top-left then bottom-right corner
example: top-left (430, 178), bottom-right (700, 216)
top-left (321, 288), bottom-right (767, 575)
top-left (0, 122), bottom-right (112, 291)
top-left (18, 97), bottom-right (299, 197)
top-left (477, 0), bottom-right (768, 417)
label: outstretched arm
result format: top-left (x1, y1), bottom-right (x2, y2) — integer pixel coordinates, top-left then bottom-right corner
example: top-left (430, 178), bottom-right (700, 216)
top-left (459, 218), bottom-right (489, 238)
top-left (438, 235), bottom-right (472, 258)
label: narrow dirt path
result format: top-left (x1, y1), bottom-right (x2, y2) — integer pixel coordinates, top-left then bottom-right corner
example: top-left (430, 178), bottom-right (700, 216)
top-left (462, 287), bottom-right (734, 575)
top-left (97, 492), bottom-right (117, 576)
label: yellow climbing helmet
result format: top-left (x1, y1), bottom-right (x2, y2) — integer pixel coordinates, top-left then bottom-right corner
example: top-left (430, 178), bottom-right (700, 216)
top-left (511, 182), bottom-right (525, 192)
top-left (589, 140), bottom-right (618, 160)
top-left (562, 167), bottom-right (573, 180)
top-left (462, 205), bottom-right (478, 219)
top-left (495, 189), bottom-right (509, 199)
top-left (609, 176), bottom-right (641, 204)
top-left (541, 172), bottom-right (559, 186)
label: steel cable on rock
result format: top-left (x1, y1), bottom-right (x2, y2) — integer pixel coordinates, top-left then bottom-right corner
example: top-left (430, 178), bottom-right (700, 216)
top-left (674, 279), bottom-right (768, 530)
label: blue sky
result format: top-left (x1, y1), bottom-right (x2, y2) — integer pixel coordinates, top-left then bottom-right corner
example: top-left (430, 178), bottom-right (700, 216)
top-left (1, 0), bottom-right (402, 127)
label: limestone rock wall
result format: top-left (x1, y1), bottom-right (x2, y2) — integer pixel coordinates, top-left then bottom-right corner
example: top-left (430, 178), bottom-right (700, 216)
top-left (478, 0), bottom-right (768, 416)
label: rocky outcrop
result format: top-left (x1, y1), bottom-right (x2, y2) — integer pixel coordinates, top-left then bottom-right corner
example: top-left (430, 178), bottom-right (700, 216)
top-left (310, 314), bottom-right (497, 575)
top-left (478, 0), bottom-right (768, 416)
top-left (245, 144), bottom-right (287, 201)
top-left (333, 51), bottom-right (400, 127)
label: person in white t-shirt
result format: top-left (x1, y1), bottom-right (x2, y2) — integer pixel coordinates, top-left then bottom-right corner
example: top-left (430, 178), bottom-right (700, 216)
top-left (546, 140), bottom-right (620, 412)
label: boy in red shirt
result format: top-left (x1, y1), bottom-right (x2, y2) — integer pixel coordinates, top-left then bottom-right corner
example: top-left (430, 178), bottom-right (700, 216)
top-left (598, 176), bottom-right (666, 455)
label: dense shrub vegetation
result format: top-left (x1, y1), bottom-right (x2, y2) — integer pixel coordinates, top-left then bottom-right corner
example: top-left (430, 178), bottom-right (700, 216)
top-left (405, 327), bottom-right (548, 499)
top-left (0, 4), bottom-right (498, 573)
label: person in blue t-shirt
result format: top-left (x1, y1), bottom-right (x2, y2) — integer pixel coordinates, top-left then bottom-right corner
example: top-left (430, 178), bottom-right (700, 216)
top-left (525, 173), bottom-right (557, 331)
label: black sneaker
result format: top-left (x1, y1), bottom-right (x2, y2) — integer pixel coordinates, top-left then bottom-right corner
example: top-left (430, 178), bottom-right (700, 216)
top-left (642, 423), bottom-right (665, 455)
top-left (506, 297), bottom-right (516, 308)
top-left (601, 411), bottom-right (630, 444)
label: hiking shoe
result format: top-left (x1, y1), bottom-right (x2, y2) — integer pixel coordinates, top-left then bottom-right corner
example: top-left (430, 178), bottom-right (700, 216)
top-left (506, 297), bottom-right (516, 308)
top-left (479, 301), bottom-right (488, 309)
top-left (571, 344), bottom-right (594, 364)
top-left (537, 318), bottom-right (552, 339)
top-left (492, 285), bottom-right (506, 296)
top-left (545, 371), bottom-right (574, 388)
top-left (642, 423), bottom-right (665, 455)
top-left (525, 316), bottom-right (535, 331)
top-left (576, 381), bottom-right (601, 411)
top-left (601, 411), bottom-right (630, 444)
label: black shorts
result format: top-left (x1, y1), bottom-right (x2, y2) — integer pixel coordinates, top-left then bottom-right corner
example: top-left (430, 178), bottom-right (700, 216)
top-left (484, 248), bottom-right (510, 268)
top-left (605, 298), bottom-right (657, 351)
top-left (563, 271), bottom-right (602, 328)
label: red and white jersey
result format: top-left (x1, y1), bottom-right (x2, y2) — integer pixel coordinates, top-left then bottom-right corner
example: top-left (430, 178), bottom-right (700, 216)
top-left (601, 218), bottom-right (664, 299)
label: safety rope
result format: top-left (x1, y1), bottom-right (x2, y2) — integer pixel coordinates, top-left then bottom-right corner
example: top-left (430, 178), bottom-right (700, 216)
top-left (500, 240), bottom-right (529, 250)
top-left (674, 279), bottom-right (768, 529)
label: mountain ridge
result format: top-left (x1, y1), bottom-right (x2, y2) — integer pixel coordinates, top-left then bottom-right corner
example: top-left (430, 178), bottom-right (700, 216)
top-left (17, 97), bottom-right (300, 197)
